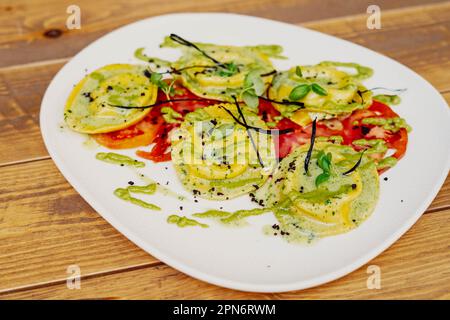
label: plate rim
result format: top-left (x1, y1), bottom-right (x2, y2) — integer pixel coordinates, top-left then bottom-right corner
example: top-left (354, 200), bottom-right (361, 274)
top-left (40, 12), bottom-right (450, 293)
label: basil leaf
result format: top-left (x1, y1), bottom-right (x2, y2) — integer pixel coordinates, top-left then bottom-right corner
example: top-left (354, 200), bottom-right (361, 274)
top-left (315, 150), bottom-right (332, 186)
top-left (317, 151), bottom-right (326, 170)
top-left (252, 76), bottom-right (265, 96)
top-left (218, 62), bottom-right (238, 77)
top-left (315, 172), bottom-right (330, 187)
top-left (242, 91), bottom-right (259, 109)
top-left (244, 70), bottom-right (257, 88)
top-left (317, 150), bottom-right (325, 165)
top-left (244, 70), bottom-right (265, 95)
top-left (311, 83), bottom-right (328, 96)
top-left (150, 72), bottom-right (162, 84)
top-left (295, 66), bottom-right (303, 78)
top-left (289, 84), bottom-right (311, 101)
top-left (318, 151), bottom-right (332, 172)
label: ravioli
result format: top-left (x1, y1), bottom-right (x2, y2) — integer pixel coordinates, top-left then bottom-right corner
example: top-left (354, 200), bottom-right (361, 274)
top-left (255, 142), bottom-right (379, 242)
top-left (170, 103), bottom-right (277, 200)
top-left (64, 64), bottom-right (158, 134)
top-left (269, 61), bottom-right (373, 126)
top-left (158, 36), bottom-right (282, 102)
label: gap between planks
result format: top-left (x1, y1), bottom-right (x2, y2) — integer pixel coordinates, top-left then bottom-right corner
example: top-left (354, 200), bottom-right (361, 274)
top-left (0, 261), bottom-right (162, 296)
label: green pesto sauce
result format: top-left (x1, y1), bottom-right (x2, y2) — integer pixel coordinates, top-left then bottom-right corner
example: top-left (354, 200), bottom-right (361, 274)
top-left (193, 210), bottom-right (232, 219)
top-left (133, 172), bottom-right (186, 201)
top-left (161, 106), bottom-right (182, 124)
top-left (114, 183), bottom-right (160, 210)
top-left (259, 198), bottom-right (318, 244)
top-left (316, 135), bottom-right (344, 144)
top-left (193, 207), bottom-right (271, 225)
top-left (221, 208), bottom-right (271, 224)
top-left (134, 47), bottom-right (171, 67)
top-left (209, 177), bottom-right (263, 188)
top-left (373, 94), bottom-right (401, 105)
top-left (353, 139), bottom-right (387, 154)
top-left (167, 215), bottom-right (209, 228)
top-left (96, 152), bottom-right (145, 168)
top-left (273, 115), bottom-right (284, 121)
top-left (318, 61), bottom-right (373, 80)
top-left (361, 117), bottom-right (411, 133)
top-left (127, 183), bottom-right (157, 194)
top-left (288, 185), bottom-right (353, 204)
top-left (377, 156), bottom-right (398, 170)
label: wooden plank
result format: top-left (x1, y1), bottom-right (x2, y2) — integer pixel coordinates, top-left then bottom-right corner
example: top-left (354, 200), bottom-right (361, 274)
top-left (0, 3), bottom-right (449, 166)
top-left (304, 2), bottom-right (450, 92)
top-left (1, 0), bottom-right (444, 67)
top-left (2, 208), bottom-right (449, 299)
top-left (0, 159), bottom-right (157, 292)
top-left (303, 1), bottom-right (450, 37)
top-left (0, 62), bottom-right (63, 165)
top-left (0, 157), bottom-right (448, 293)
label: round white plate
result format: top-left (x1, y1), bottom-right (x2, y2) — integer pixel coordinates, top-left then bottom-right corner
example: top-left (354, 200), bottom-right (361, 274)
top-left (40, 13), bottom-right (450, 292)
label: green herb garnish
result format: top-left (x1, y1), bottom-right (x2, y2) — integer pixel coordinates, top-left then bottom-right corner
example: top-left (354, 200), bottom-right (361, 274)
top-left (288, 82), bottom-right (327, 101)
top-left (289, 84), bottom-right (310, 101)
top-left (240, 70), bottom-right (265, 109)
top-left (295, 66), bottom-right (303, 78)
top-left (147, 71), bottom-right (178, 97)
top-left (217, 62), bottom-right (239, 77)
top-left (311, 83), bottom-right (328, 96)
top-left (315, 150), bottom-right (332, 187)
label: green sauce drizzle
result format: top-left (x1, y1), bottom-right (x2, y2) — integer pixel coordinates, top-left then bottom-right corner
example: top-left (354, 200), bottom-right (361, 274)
top-left (134, 47), bottom-right (171, 67)
top-left (193, 207), bottom-right (271, 224)
top-left (377, 157), bottom-right (398, 170)
top-left (96, 152), bottom-right (145, 168)
top-left (318, 61), bottom-right (373, 80)
top-left (221, 208), bottom-right (271, 224)
top-left (161, 106), bottom-right (183, 124)
top-left (167, 215), bottom-right (209, 228)
top-left (373, 94), bottom-right (401, 105)
top-left (192, 210), bottom-right (232, 219)
top-left (361, 117), bottom-right (411, 132)
top-left (128, 183), bottom-right (157, 194)
top-left (209, 177), bottom-right (263, 188)
top-left (316, 135), bottom-right (343, 144)
top-left (114, 183), bottom-right (160, 210)
top-left (353, 139), bottom-right (388, 154)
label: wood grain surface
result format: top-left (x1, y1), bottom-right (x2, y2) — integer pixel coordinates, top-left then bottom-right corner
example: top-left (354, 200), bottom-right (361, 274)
top-left (0, 0), bottom-right (448, 299)
top-left (3, 209), bottom-right (449, 300)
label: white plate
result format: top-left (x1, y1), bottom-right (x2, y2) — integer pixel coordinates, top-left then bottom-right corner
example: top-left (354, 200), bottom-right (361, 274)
top-left (40, 13), bottom-right (450, 292)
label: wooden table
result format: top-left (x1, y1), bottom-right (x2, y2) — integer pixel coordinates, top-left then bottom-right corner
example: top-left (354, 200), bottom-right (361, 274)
top-left (0, 0), bottom-right (449, 300)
